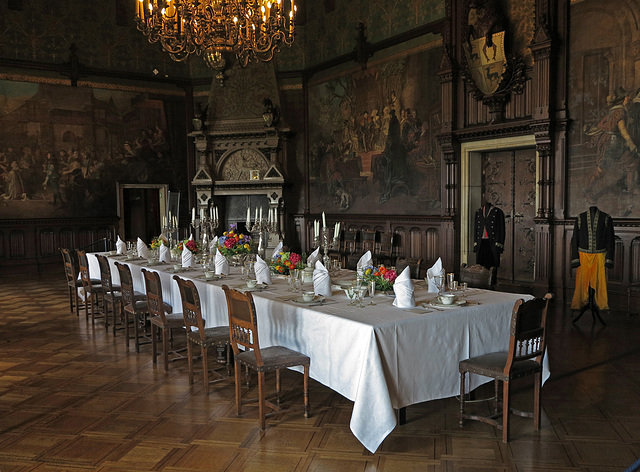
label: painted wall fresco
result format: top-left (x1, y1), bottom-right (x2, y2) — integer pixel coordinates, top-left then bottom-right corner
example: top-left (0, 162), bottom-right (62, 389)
top-left (0, 80), bottom-right (187, 219)
top-left (304, 0), bottom-right (445, 68)
top-left (308, 44), bottom-right (443, 215)
top-left (568, 0), bottom-right (640, 218)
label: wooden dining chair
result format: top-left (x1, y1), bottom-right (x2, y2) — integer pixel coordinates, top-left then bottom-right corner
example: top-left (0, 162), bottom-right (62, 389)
top-left (459, 293), bottom-right (553, 442)
top-left (142, 269), bottom-right (185, 372)
top-left (77, 250), bottom-right (104, 324)
top-left (395, 257), bottom-right (423, 279)
top-left (61, 248), bottom-right (85, 316)
top-left (221, 284), bottom-right (310, 430)
top-left (114, 261), bottom-right (152, 352)
top-left (174, 276), bottom-right (231, 394)
top-left (459, 263), bottom-right (496, 290)
top-left (96, 254), bottom-right (122, 335)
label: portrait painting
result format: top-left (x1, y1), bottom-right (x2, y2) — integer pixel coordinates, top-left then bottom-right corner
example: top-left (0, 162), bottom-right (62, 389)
top-left (307, 44), bottom-right (443, 215)
top-left (0, 79), bottom-right (186, 219)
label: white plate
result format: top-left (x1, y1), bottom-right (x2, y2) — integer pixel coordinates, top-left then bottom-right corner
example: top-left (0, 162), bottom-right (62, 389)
top-left (196, 274), bottom-right (223, 281)
top-left (334, 279), bottom-right (356, 289)
top-left (236, 284), bottom-right (268, 292)
top-left (293, 295), bottom-right (325, 305)
top-left (429, 299), bottom-right (467, 308)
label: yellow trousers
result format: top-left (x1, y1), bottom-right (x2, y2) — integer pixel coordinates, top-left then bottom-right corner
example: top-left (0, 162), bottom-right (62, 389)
top-left (571, 252), bottom-right (608, 310)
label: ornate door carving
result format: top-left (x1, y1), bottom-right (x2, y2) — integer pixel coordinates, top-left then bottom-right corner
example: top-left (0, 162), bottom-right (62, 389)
top-left (482, 148), bottom-right (536, 284)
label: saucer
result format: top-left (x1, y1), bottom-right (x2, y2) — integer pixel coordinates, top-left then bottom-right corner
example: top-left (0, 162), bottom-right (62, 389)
top-left (429, 299), bottom-right (466, 308)
top-left (293, 295), bottom-right (325, 305)
top-left (196, 274), bottom-right (223, 281)
top-left (236, 284), bottom-right (267, 292)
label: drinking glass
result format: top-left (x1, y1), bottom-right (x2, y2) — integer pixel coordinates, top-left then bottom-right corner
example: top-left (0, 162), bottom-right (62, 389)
top-left (368, 280), bottom-right (376, 306)
top-left (460, 282), bottom-right (468, 297)
top-left (447, 272), bottom-right (455, 291)
top-left (346, 285), bottom-right (358, 306)
top-left (357, 287), bottom-right (367, 308)
top-left (433, 275), bottom-right (445, 294)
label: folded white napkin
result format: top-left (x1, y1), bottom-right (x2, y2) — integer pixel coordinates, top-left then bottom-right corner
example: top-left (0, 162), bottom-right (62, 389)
top-left (209, 236), bottom-right (218, 254)
top-left (137, 237), bottom-right (150, 259)
top-left (271, 241), bottom-right (283, 260)
top-left (307, 247), bottom-right (320, 266)
top-left (214, 249), bottom-right (229, 275)
top-left (393, 266), bottom-right (415, 308)
top-left (357, 250), bottom-right (372, 276)
top-left (159, 244), bottom-right (171, 263)
top-left (181, 245), bottom-right (194, 268)
top-left (116, 236), bottom-right (126, 255)
top-left (254, 255), bottom-right (272, 285)
top-left (313, 260), bottom-right (332, 297)
top-left (425, 257), bottom-right (444, 293)
top-left (159, 233), bottom-right (169, 246)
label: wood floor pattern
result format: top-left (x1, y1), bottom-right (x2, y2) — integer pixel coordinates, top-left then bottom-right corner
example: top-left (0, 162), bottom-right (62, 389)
top-left (0, 273), bottom-right (639, 471)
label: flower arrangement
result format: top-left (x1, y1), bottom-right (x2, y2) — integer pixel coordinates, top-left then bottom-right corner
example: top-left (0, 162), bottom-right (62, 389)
top-left (362, 265), bottom-right (398, 292)
top-left (270, 251), bottom-right (304, 275)
top-left (176, 239), bottom-right (200, 254)
top-left (217, 223), bottom-right (252, 256)
top-left (150, 236), bottom-right (167, 249)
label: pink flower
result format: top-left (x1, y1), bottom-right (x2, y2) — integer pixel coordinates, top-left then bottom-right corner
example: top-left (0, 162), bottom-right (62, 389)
top-left (289, 253), bottom-right (302, 265)
top-left (224, 237), bottom-right (237, 249)
top-left (383, 270), bottom-right (397, 283)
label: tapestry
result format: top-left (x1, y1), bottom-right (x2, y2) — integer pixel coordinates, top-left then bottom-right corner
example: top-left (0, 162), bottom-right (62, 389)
top-left (0, 80), bottom-right (186, 218)
top-left (568, 0), bottom-right (640, 218)
top-left (307, 44), bottom-right (443, 215)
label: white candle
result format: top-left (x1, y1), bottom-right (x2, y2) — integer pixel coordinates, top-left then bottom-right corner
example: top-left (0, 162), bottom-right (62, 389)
top-left (254, 208), bottom-right (258, 222)
top-left (246, 208), bottom-right (250, 226)
top-left (259, 207), bottom-right (263, 222)
top-left (192, 207), bottom-right (196, 222)
top-left (322, 212), bottom-right (326, 228)
top-left (200, 208), bottom-right (204, 220)
top-left (215, 207), bottom-right (218, 220)
top-left (210, 207), bottom-right (213, 219)
top-left (274, 208), bottom-right (278, 226)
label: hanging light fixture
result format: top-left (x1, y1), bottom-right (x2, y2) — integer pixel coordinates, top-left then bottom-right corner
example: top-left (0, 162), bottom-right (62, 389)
top-left (135, 0), bottom-right (296, 70)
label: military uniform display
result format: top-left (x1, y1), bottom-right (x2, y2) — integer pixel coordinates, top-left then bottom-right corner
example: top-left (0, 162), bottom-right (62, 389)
top-left (571, 206), bottom-right (615, 311)
top-left (473, 202), bottom-right (505, 269)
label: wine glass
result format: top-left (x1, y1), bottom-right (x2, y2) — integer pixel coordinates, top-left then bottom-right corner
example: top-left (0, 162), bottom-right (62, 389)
top-left (368, 280), bottom-right (376, 306)
top-left (346, 285), bottom-right (357, 306)
top-left (433, 273), bottom-right (445, 295)
top-left (357, 287), bottom-right (368, 308)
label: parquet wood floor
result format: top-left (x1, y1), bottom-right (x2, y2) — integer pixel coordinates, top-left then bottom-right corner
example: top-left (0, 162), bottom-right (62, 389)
top-left (1, 272), bottom-right (639, 471)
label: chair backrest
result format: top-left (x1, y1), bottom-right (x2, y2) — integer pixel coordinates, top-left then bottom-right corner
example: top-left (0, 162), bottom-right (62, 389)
top-left (77, 250), bottom-right (94, 290)
top-left (378, 232), bottom-right (393, 257)
top-left (344, 231), bottom-right (358, 254)
top-left (361, 230), bottom-right (376, 253)
top-left (61, 248), bottom-right (78, 284)
top-left (114, 262), bottom-right (135, 307)
top-left (142, 269), bottom-right (168, 324)
top-left (396, 257), bottom-right (423, 279)
top-left (96, 254), bottom-right (116, 293)
top-left (221, 285), bottom-right (263, 367)
top-left (459, 263), bottom-right (496, 290)
top-left (504, 293), bottom-right (553, 375)
top-left (173, 276), bottom-right (207, 339)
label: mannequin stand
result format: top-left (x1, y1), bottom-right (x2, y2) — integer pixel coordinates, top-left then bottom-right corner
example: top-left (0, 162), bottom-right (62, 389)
top-left (572, 286), bottom-right (606, 326)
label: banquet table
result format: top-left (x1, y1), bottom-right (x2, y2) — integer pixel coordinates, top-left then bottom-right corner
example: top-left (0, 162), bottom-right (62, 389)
top-left (87, 252), bottom-right (547, 453)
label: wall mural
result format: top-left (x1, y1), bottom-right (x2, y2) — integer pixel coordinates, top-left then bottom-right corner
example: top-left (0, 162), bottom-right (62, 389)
top-left (0, 79), bottom-right (186, 219)
top-left (308, 45), bottom-right (443, 215)
top-left (568, 0), bottom-right (640, 218)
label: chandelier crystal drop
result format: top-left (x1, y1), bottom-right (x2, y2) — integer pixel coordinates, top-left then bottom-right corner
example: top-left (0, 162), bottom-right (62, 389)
top-left (135, 0), bottom-right (296, 68)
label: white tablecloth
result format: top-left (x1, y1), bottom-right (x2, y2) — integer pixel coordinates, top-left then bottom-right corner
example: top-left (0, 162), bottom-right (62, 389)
top-left (88, 253), bottom-right (546, 453)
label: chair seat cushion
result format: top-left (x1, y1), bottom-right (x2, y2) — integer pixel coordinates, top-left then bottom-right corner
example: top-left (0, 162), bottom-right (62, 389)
top-left (104, 291), bottom-right (122, 302)
top-left (459, 352), bottom-right (541, 381)
top-left (236, 345), bottom-right (310, 372)
top-left (187, 326), bottom-right (229, 347)
top-left (151, 312), bottom-right (184, 329)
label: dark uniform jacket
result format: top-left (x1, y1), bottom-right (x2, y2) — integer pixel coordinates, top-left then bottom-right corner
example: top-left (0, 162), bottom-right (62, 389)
top-left (571, 206), bottom-right (615, 269)
top-left (473, 203), bottom-right (506, 266)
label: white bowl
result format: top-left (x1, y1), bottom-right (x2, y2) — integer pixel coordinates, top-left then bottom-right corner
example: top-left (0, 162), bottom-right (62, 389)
top-left (302, 291), bottom-right (315, 302)
top-left (438, 294), bottom-right (456, 305)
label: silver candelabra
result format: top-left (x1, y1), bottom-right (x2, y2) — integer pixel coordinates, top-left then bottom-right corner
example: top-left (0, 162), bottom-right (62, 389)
top-left (248, 218), bottom-right (279, 259)
top-left (313, 227), bottom-right (340, 268)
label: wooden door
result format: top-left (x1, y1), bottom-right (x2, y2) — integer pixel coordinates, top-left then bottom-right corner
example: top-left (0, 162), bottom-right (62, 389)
top-left (481, 148), bottom-right (536, 285)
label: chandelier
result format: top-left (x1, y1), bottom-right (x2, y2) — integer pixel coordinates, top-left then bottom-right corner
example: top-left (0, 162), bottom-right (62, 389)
top-left (135, 0), bottom-right (297, 71)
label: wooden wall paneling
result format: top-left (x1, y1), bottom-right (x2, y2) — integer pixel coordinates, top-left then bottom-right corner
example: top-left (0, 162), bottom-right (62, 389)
top-left (631, 237), bottom-right (640, 284)
top-left (77, 229), bottom-right (95, 250)
top-left (39, 229), bottom-right (57, 257)
top-left (59, 229), bottom-right (75, 250)
top-left (426, 228), bottom-right (439, 265)
top-left (409, 227), bottom-right (423, 261)
top-left (0, 231), bottom-right (4, 258)
top-left (534, 222), bottom-right (550, 292)
top-left (9, 230), bottom-right (26, 258)
top-left (611, 237), bottom-right (625, 283)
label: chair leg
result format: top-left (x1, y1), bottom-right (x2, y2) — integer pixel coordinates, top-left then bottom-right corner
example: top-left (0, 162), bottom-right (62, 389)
top-left (494, 379), bottom-right (500, 414)
top-left (202, 346), bottom-right (209, 395)
top-left (124, 308), bottom-right (131, 348)
top-left (162, 327), bottom-right (169, 373)
top-left (303, 365), bottom-right (310, 419)
top-left (275, 369), bottom-right (281, 405)
top-left (134, 313), bottom-right (141, 353)
top-left (502, 380), bottom-right (510, 443)
top-left (151, 325), bottom-right (158, 366)
top-left (459, 371), bottom-right (466, 427)
top-left (234, 360), bottom-right (243, 416)
top-left (225, 343), bottom-right (231, 377)
top-left (258, 371), bottom-right (266, 429)
top-left (533, 372), bottom-right (542, 430)
top-left (187, 341), bottom-right (194, 386)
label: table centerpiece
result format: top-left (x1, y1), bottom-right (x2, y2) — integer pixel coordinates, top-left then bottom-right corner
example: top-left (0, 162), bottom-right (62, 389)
top-left (270, 251), bottom-right (304, 275)
top-left (217, 223), bottom-right (252, 265)
top-left (363, 265), bottom-right (398, 293)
